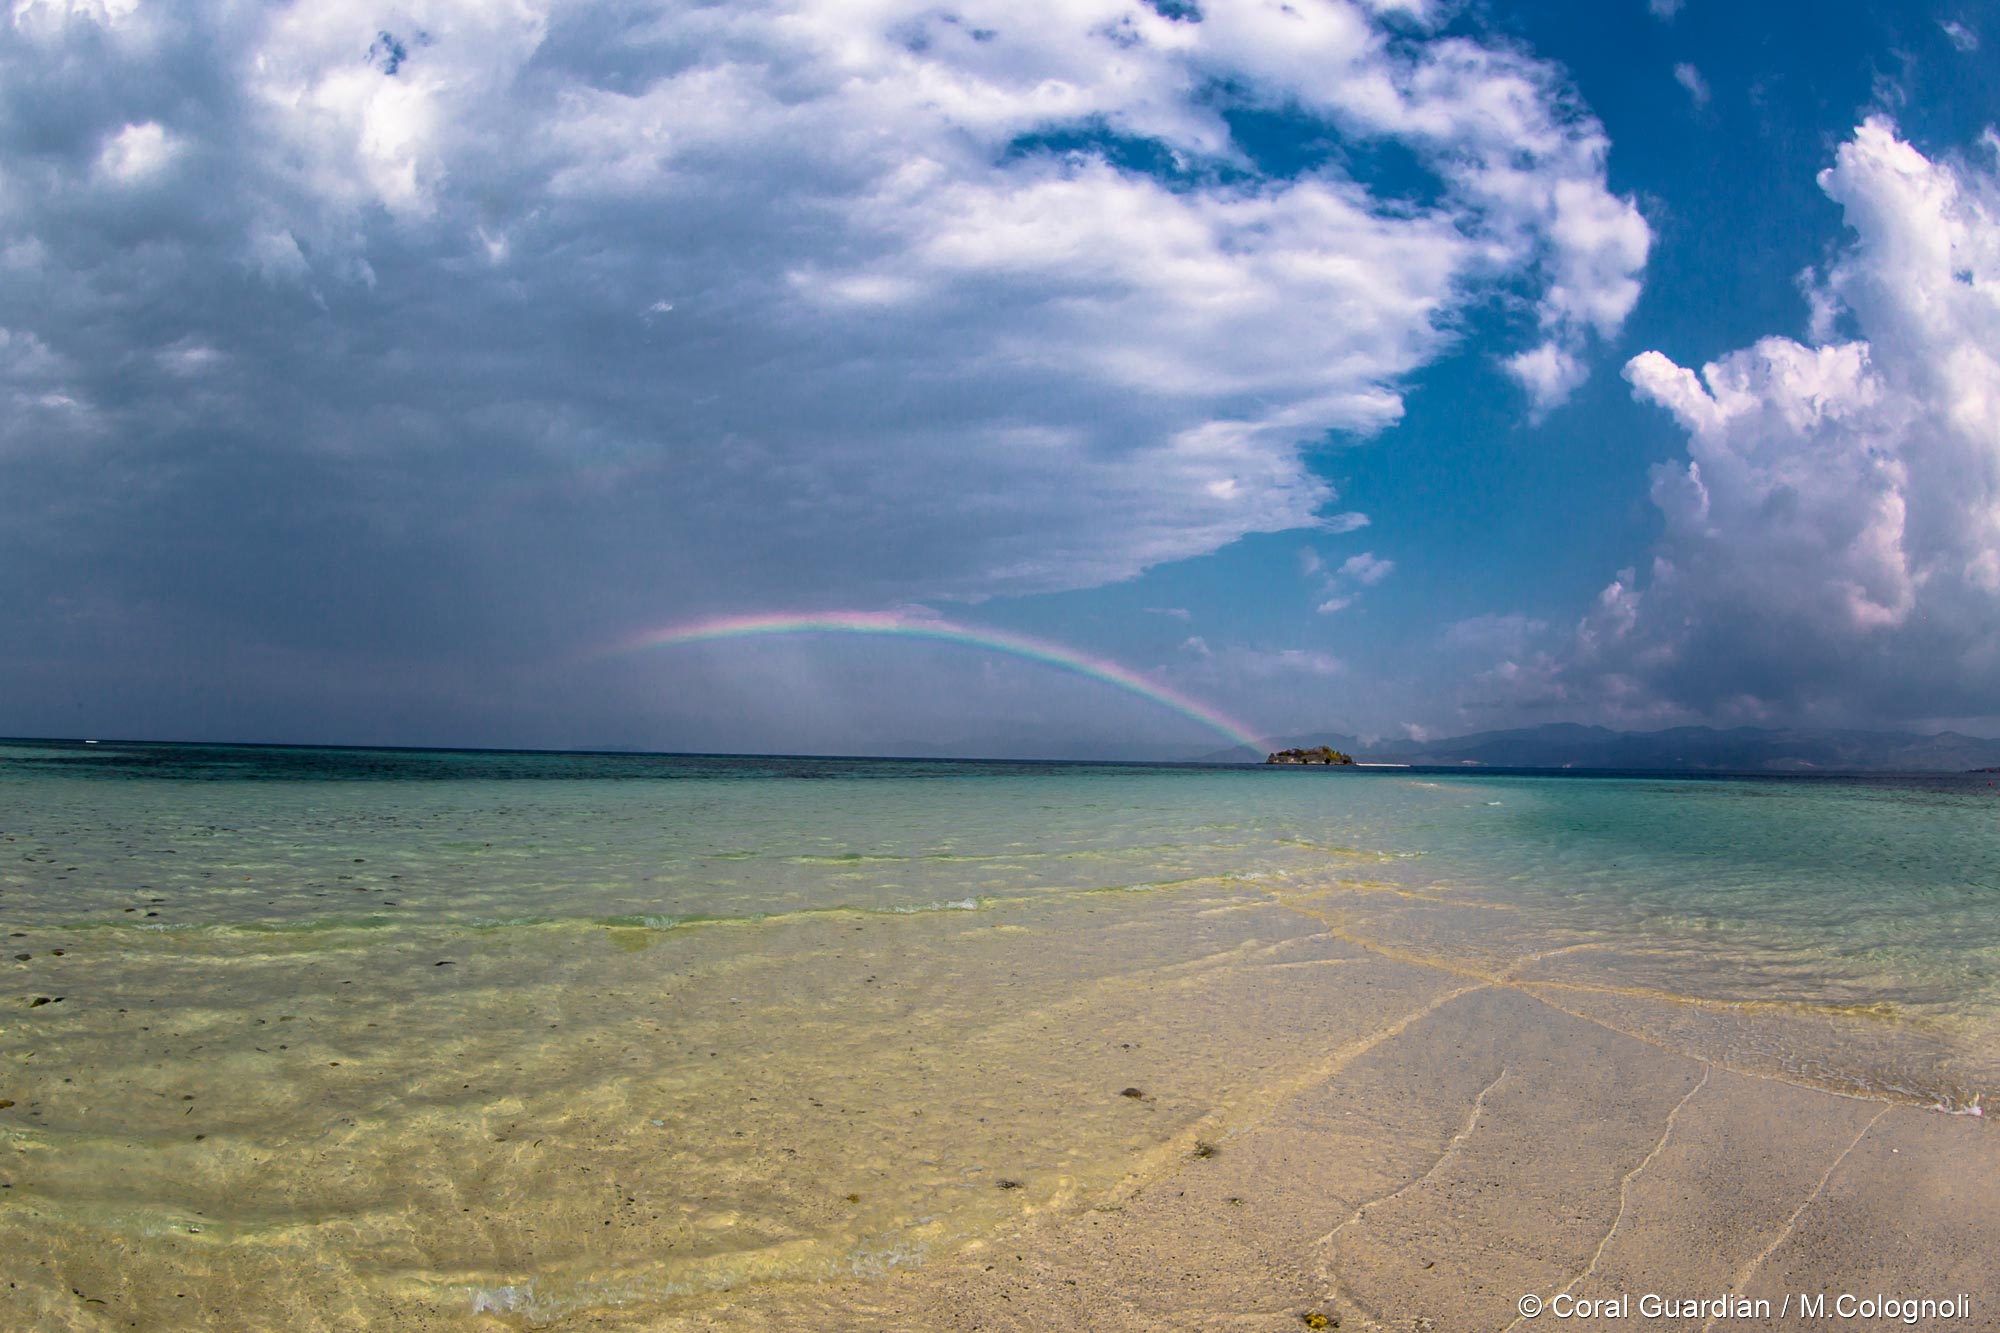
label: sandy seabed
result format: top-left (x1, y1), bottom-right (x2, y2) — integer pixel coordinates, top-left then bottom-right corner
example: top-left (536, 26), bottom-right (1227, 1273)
top-left (592, 953), bottom-right (1999, 1333)
top-left (4, 878), bottom-right (1993, 1333)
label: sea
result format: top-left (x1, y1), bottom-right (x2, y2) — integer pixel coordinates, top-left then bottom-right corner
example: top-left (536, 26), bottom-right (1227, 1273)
top-left (1, 740), bottom-right (1994, 1326)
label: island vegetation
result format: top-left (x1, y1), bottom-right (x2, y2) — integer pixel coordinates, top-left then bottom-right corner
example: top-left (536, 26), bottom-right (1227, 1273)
top-left (1264, 746), bottom-right (1355, 765)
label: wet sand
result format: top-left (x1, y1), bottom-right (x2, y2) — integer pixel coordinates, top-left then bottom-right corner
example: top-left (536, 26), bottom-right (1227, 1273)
top-left (587, 954), bottom-right (1999, 1333)
top-left (4, 879), bottom-right (1993, 1331)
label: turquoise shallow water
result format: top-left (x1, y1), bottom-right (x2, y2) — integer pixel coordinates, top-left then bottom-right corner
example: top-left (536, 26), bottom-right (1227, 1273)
top-left (1, 741), bottom-right (1996, 1326)
top-left (4, 741), bottom-right (1995, 1032)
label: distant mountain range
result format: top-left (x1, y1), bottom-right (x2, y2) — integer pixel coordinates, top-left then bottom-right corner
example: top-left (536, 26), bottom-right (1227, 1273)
top-left (1196, 723), bottom-right (2000, 772)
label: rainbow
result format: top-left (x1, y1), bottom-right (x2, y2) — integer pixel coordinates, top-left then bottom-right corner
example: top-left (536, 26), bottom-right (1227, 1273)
top-left (607, 611), bottom-right (1266, 752)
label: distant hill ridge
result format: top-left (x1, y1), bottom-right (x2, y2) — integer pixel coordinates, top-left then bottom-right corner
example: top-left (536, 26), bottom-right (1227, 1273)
top-left (1198, 724), bottom-right (2000, 772)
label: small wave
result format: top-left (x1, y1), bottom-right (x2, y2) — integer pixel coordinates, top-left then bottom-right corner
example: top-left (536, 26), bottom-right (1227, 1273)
top-left (468, 1284), bottom-right (532, 1316)
top-left (461, 1226), bottom-right (933, 1323)
top-left (62, 915), bottom-right (405, 936)
top-left (888, 898), bottom-right (981, 914)
top-left (1276, 838), bottom-right (1400, 861)
top-left (464, 1275), bottom-right (688, 1323)
top-left (788, 853), bottom-right (912, 865)
top-left (786, 851), bottom-right (1040, 865)
top-left (832, 1236), bottom-right (931, 1278)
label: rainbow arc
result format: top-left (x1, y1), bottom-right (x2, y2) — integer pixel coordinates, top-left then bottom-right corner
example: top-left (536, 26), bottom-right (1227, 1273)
top-left (608, 612), bottom-right (1265, 752)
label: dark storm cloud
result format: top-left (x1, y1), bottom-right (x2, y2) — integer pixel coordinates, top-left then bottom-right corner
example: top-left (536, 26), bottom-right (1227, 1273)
top-left (0, 0), bottom-right (1644, 747)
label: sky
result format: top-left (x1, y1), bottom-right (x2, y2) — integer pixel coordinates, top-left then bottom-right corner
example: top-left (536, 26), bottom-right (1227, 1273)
top-left (3, 0), bottom-right (1999, 759)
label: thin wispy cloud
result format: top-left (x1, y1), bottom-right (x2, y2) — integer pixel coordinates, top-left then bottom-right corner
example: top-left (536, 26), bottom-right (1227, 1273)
top-left (1673, 62), bottom-right (1711, 107)
top-left (1339, 553), bottom-right (1396, 586)
top-left (1443, 614), bottom-right (1550, 657)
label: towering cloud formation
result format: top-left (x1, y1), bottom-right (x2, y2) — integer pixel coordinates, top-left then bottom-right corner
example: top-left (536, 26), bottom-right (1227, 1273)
top-left (0, 0), bottom-right (1650, 742)
top-left (1571, 120), bottom-right (2000, 724)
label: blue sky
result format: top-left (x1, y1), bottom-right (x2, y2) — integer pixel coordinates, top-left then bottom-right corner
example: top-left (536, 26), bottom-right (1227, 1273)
top-left (3, 0), bottom-right (1998, 757)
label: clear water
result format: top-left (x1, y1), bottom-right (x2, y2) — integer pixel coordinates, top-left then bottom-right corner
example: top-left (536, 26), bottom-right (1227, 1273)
top-left (2, 742), bottom-right (1995, 1327)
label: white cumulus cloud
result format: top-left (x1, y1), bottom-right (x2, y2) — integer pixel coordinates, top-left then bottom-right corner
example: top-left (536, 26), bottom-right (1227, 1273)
top-left (1514, 119), bottom-right (2000, 727)
top-left (1505, 341), bottom-right (1588, 416)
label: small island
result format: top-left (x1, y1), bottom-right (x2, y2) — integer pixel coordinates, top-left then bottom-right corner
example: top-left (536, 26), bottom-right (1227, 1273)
top-left (1265, 746), bottom-right (1356, 765)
